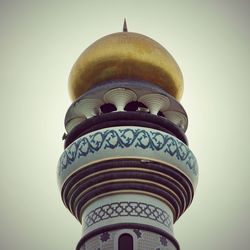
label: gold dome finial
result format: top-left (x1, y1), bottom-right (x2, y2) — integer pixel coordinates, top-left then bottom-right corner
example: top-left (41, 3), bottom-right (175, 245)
top-left (123, 18), bottom-right (128, 32)
top-left (69, 31), bottom-right (183, 101)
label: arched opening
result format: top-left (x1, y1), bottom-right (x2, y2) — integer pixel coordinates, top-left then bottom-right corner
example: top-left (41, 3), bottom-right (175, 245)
top-left (118, 233), bottom-right (133, 250)
top-left (100, 103), bottom-right (117, 113)
top-left (157, 110), bottom-right (165, 117)
top-left (124, 101), bottom-right (148, 112)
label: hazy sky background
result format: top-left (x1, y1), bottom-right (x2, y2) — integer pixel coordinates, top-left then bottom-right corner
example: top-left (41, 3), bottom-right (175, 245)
top-left (0, 0), bottom-right (249, 249)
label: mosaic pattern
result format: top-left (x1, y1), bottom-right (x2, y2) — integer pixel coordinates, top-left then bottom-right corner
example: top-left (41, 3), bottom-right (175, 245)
top-left (133, 229), bottom-right (142, 239)
top-left (82, 229), bottom-right (178, 250)
top-left (59, 127), bottom-right (197, 176)
top-left (100, 232), bottom-right (110, 242)
top-left (84, 201), bottom-right (172, 230)
top-left (160, 236), bottom-right (168, 246)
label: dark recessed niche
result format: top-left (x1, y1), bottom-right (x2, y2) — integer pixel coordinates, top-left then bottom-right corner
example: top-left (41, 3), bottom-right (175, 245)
top-left (125, 101), bottom-right (148, 112)
top-left (157, 111), bottom-right (165, 117)
top-left (118, 233), bottom-right (133, 250)
top-left (100, 103), bottom-right (117, 113)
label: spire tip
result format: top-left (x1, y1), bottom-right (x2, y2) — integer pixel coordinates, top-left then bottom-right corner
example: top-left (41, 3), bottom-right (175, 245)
top-left (123, 18), bottom-right (128, 32)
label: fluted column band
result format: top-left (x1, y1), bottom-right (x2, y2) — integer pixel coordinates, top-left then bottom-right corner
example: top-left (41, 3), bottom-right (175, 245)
top-left (61, 164), bottom-right (193, 222)
top-left (61, 159), bottom-right (193, 208)
top-left (63, 163), bottom-right (191, 212)
top-left (64, 111), bottom-right (188, 148)
top-left (81, 194), bottom-right (174, 236)
top-left (65, 79), bottom-right (188, 132)
top-left (58, 126), bottom-right (198, 187)
top-left (76, 223), bottom-right (180, 250)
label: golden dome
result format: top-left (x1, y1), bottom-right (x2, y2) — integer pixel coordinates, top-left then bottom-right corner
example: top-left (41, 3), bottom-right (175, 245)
top-left (69, 31), bottom-right (183, 100)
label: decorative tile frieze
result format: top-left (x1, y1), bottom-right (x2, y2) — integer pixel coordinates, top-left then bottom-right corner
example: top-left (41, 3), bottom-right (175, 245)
top-left (59, 127), bottom-right (197, 177)
top-left (84, 201), bottom-right (172, 230)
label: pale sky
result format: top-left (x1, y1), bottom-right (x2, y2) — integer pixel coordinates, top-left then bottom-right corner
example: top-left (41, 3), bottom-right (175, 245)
top-left (0, 1), bottom-right (249, 249)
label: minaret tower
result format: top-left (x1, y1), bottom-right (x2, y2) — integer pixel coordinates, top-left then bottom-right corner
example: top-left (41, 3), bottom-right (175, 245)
top-left (57, 21), bottom-right (198, 250)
